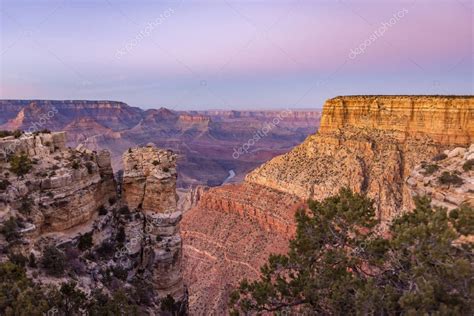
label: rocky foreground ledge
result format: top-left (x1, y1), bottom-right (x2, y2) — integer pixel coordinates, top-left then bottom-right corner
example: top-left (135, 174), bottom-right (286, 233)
top-left (0, 132), bottom-right (186, 313)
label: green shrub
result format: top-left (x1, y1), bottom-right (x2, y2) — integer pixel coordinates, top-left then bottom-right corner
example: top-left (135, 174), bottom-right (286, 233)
top-left (432, 153), bottom-right (448, 161)
top-left (0, 179), bottom-right (11, 191)
top-left (438, 171), bottom-right (464, 186)
top-left (19, 196), bottom-right (33, 215)
top-left (8, 252), bottom-right (28, 267)
top-left (161, 294), bottom-right (177, 313)
top-left (96, 241), bottom-right (115, 259)
top-left (13, 130), bottom-right (23, 138)
top-left (108, 196), bottom-right (116, 205)
top-left (78, 232), bottom-right (93, 251)
top-left (28, 253), bottom-right (37, 268)
top-left (111, 266), bottom-right (128, 281)
top-left (119, 206), bottom-right (130, 215)
top-left (463, 159), bottom-right (474, 172)
top-left (85, 161), bottom-right (94, 174)
top-left (230, 190), bottom-right (474, 315)
top-left (98, 205), bottom-right (108, 216)
top-left (71, 161), bottom-right (80, 169)
top-left (421, 163), bottom-right (439, 175)
top-left (116, 227), bottom-right (126, 243)
top-left (9, 154), bottom-right (32, 176)
top-left (0, 217), bottom-right (21, 242)
top-left (40, 246), bottom-right (66, 277)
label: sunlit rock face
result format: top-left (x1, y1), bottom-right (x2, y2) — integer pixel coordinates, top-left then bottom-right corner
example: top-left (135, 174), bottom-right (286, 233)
top-left (247, 96), bottom-right (474, 222)
top-left (183, 95), bottom-right (474, 313)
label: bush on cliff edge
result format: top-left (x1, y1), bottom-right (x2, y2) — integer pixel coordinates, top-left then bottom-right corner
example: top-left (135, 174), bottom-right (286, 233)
top-left (230, 189), bottom-right (474, 315)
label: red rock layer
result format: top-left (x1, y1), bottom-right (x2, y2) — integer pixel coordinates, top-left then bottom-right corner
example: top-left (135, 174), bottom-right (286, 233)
top-left (182, 183), bottom-right (303, 315)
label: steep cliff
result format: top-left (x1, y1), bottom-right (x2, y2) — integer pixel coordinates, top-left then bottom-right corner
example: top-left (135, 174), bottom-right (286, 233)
top-left (182, 183), bottom-right (302, 315)
top-left (121, 146), bottom-right (185, 300)
top-left (247, 96), bottom-right (473, 222)
top-left (182, 95), bottom-right (474, 313)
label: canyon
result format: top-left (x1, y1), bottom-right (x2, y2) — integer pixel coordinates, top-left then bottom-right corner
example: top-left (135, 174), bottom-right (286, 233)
top-left (0, 96), bottom-right (472, 314)
top-left (182, 95), bottom-right (474, 314)
top-left (0, 100), bottom-right (321, 188)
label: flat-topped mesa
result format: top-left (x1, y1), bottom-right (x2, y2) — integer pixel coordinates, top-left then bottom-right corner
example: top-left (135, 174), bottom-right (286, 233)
top-left (247, 95), bottom-right (474, 223)
top-left (320, 96), bottom-right (473, 145)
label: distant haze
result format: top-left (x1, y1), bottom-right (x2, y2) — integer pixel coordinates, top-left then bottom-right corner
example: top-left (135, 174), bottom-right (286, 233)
top-left (0, 0), bottom-right (472, 110)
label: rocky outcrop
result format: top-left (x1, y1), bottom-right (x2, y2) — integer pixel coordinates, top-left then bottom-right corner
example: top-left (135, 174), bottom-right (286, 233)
top-left (121, 146), bottom-right (185, 300)
top-left (407, 144), bottom-right (474, 210)
top-left (0, 132), bottom-right (116, 234)
top-left (0, 132), bottom-right (187, 313)
top-left (247, 96), bottom-right (473, 222)
top-left (183, 95), bottom-right (473, 312)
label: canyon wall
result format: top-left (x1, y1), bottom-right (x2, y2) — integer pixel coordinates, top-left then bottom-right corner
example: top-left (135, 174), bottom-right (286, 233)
top-left (183, 95), bottom-right (474, 313)
top-left (247, 96), bottom-right (473, 221)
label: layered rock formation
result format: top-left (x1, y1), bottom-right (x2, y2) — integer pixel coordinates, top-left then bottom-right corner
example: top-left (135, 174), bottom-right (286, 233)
top-left (0, 132), bottom-right (186, 313)
top-left (247, 96), bottom-right (473, 221)
top-left (183, 95), bottom-right (474, 313)
top-left (0, 132), bottom-right (116, 234)
top-left (182, 183), bottom-right (302, 315)
top-left (121, 146), bottom-right (185, 300)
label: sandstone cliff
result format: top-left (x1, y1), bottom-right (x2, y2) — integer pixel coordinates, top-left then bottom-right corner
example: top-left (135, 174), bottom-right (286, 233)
top-left (182, 95), bottom-right (473, 313)
top-left (247, 96), bottom-right (473, 222)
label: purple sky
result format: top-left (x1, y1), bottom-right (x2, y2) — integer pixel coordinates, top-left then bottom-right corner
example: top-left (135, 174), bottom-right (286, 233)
top-left (0, 0), bottom-right (472, 110)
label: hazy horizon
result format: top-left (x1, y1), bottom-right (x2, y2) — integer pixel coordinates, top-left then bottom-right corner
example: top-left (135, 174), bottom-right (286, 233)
top-left (1, 0), bottom-right (472, 110)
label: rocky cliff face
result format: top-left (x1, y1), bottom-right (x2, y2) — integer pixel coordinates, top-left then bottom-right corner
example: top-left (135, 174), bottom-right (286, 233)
top-left (0, 132), bottom-right (186, 313)
top-left (0, 132), bottom-right (116, 234)
top-left (247, 96), bottom-right (473, 222)
top-left (121, 146), bottom-right (185, 299)
top-left (182, 183), bottom-right (302, 315)
top-left (182, 95), bottom-right (473, 312)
